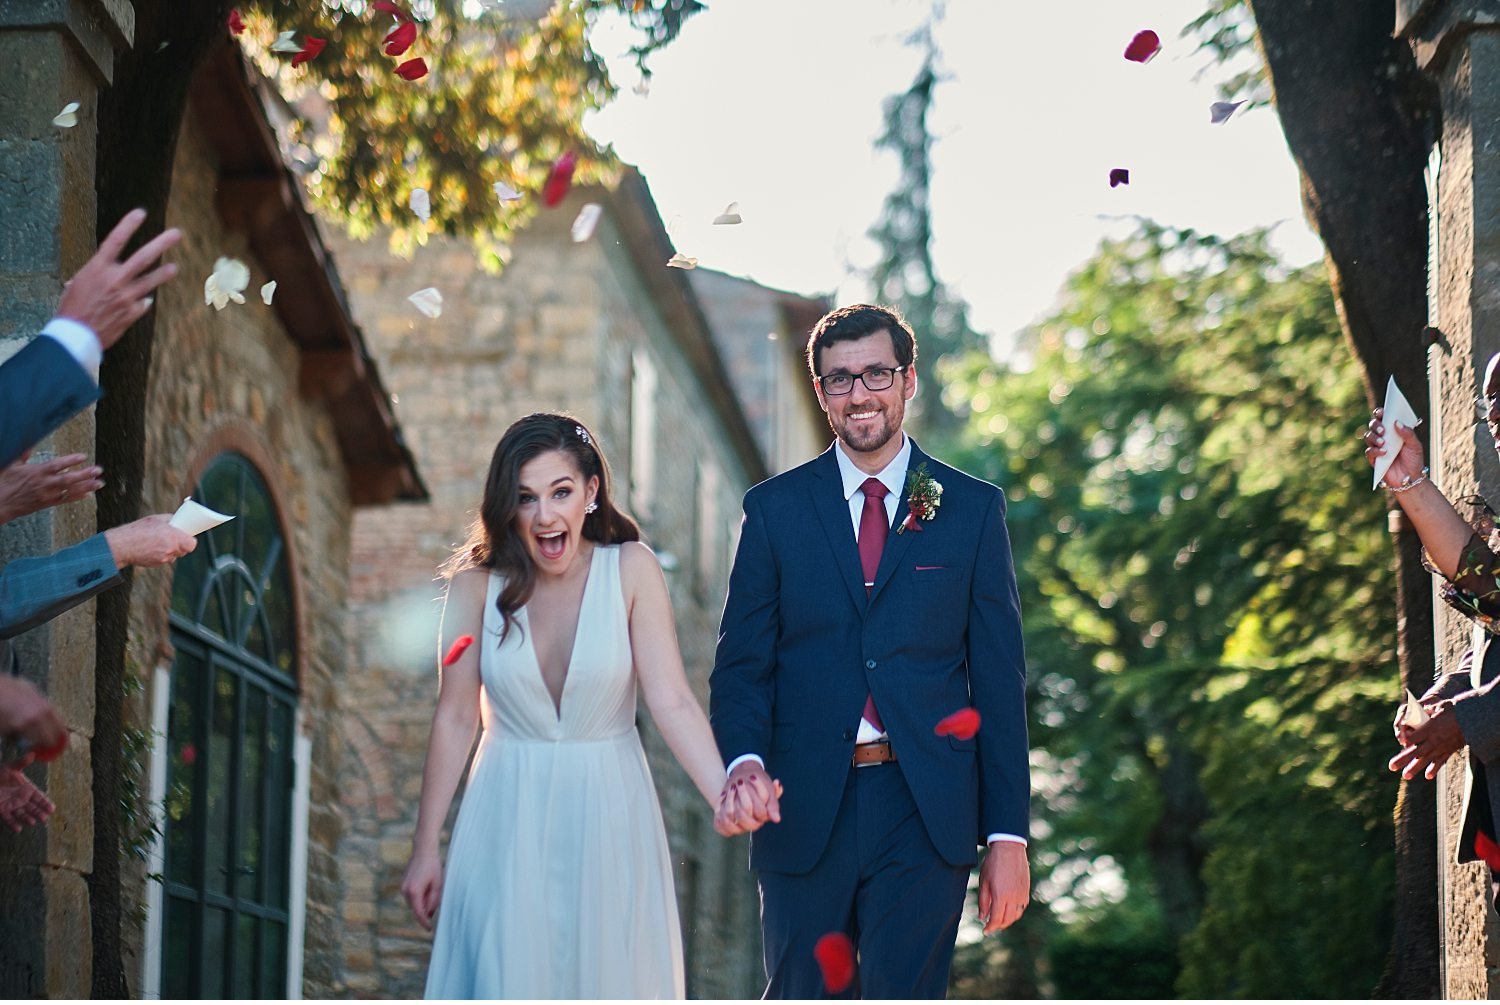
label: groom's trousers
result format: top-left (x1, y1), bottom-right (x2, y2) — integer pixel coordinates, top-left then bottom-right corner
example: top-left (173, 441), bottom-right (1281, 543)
top-left (756, 760), bottom-right (970, 999)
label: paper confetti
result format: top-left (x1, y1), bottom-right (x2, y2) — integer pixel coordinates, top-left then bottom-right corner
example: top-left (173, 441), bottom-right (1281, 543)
top-left (443, 634), bottom-right (475, 666)
top-left (1210, 100), bottom-right (1247, 124)
top-left (666, 252), bottom-right (698, 270)
top-left (1124, 29), bottom-right (1161, 63)
top-left (713, 202), bottom-right (742, 226)
top-left (934, 707), bottom-right (981, 741)
top-left (410, 187), bottom-right (431, 223)
top-left (261, 280), bottom-right (277, 306)
top-left (542, 151), bottom-right (577, 207)
top-left (571, 203), bottom-right (603, 242)
top-left (408, 287), bottom-right (443, 318)
top-left (204, 257), bottom-right (250, 310)
top-left (52, 102), bottom-right (79, 128)
top-left (1109, 168), bottom-right (1130, 188)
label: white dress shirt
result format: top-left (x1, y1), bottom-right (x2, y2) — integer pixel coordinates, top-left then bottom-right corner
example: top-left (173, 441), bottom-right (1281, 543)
top-left (41, 318), bottom-right (103, 383)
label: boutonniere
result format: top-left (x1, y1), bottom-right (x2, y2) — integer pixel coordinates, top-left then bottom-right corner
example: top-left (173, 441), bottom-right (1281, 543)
top-left (897, 462), bottom-right (943, 534)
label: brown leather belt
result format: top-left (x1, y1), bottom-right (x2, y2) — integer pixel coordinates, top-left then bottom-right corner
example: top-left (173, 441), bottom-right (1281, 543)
top-left (852, 739), bottom-right (896, 766)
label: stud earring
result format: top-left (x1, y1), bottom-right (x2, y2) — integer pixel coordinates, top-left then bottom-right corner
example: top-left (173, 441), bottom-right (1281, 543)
top-left (585, 501), bottom-right (598, 515)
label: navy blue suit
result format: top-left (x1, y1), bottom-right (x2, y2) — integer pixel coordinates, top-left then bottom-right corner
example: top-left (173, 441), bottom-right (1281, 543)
top-left (710, 440), bottom-right (1028, 997)
top-left (0, 335), bottom-right (100, 469)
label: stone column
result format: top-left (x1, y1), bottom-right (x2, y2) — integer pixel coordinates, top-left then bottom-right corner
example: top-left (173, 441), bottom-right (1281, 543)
top-left (1400, 0), bottom-right (1500, 997)
top-left (0, 0), bottom-right (132, 997)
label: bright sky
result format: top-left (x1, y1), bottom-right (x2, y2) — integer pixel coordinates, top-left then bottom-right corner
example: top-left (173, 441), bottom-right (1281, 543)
top-left (584, 0), bottom-right (1324, 354)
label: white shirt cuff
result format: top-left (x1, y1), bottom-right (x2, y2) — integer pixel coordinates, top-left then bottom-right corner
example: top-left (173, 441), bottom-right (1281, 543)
top-left (726, 753), bottom-right (765, 774)
top-left (987, 833), bottom-right (1027, 847)
top-left (42, 317), bottom-right (102, 383)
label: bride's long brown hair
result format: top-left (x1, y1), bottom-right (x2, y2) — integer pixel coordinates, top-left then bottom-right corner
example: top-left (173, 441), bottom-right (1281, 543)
top-left (442, 413), bottom-right (639, 642)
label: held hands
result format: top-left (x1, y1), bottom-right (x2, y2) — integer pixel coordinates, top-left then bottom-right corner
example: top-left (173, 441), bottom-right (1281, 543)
top-left (401, 851), bottom-right (445, 931)
top-left (1363, 407), bottom-right (1427, 490)
top-left (0, 453), bottom-right (103, 523)
top-left (713, 761), bottom-right (783, 837)
top-left (0, 677), bottom-right (67, 765)
top-left (977, 841), bottom-right (1030, 934)
top-left (56, 208), bottom-right (181, 350)
top-left (1390, 698), bottom-right (1466, 781)
top-left (103, 514), bottom-right (196, 569)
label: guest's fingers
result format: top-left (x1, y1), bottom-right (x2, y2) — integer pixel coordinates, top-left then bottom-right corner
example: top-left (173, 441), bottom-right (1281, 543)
top-left (127, 261), bottom-right (179, 301)
top-left (121, 227), bottom-right (182, 280)
top-left (96, 208), bottom-right (147, 261)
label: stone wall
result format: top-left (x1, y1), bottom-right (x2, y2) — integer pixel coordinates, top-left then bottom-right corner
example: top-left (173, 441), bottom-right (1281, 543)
top-left (331, 187), bottom-right (766, 998)
top-left (117, 106), bottom-right (359, 999)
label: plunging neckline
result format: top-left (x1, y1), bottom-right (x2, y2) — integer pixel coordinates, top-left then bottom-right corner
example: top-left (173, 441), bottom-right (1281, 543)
top-left (521, 545), bottom-right (599, 722)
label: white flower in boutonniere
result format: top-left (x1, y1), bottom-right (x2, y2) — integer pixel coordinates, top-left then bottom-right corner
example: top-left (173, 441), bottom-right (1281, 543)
top-left (898, 462), bottom-right (943, 534)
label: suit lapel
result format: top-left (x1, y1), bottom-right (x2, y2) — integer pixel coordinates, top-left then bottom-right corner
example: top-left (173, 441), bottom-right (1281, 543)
top-left (868, 440), bottom-right (925, 603)
top-left (809, 447), bottom-right (868, 614)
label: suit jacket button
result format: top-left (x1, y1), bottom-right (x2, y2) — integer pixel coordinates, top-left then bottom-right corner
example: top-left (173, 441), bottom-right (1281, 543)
top-left (842, 729), bottom-right (855, 741)
top-left (865, 659), bottom-right (877, 670)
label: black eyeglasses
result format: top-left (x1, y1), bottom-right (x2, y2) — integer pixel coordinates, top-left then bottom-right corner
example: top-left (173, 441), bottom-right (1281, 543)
top-left (819, 366), bottom-right (907, 396)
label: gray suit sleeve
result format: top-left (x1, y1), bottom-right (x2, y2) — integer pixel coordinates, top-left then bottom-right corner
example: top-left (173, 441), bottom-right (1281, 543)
top-left (0, 533), bottom-right (121, 638)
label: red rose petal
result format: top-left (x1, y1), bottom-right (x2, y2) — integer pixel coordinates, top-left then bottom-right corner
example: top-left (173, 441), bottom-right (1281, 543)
top-left (813, 932), bottom-right (855, 994)
top-left (934, 707), bottom-right (981, 741)
top-left (34, 732), bottom-right (68, 763)
top-left (395, 57), bottom-right (429, 81)
top-left (291, 36), bottom-right (326, 68)
top-left (443, 634), bottom-right (475, 667)
top-left (384, 21), bottom-right (417, 57)
top-left (1123, 29), bottom-right (1161, 64)
top-left (1477, 831), bottom-right (1500, 871)
top-left (542, 151), bottom-right (578, 208)
top-left (373, 0), bottom-right (412, 20)
top-left (227, 9), bottom-right (245, 35)
top-left (1109, 167), bottom-right (1130, 188)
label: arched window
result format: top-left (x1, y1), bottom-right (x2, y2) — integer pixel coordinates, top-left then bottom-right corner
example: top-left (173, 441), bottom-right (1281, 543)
top-left (160, 453), bottom-right (298, 998)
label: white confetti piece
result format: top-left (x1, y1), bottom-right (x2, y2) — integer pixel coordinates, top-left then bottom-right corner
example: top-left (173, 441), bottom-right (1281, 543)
top-left (712, 202), bottom-right (742, 226)
top-left (571, 203), bottom-right (602, 243)
top-left (408, 287), bottom-right (443, 318)
top-left (52, 102), bottom-right (79, 128)
top-left (1210, 100), bottom-right (1247, 125)
top-left (493, 180), bottom-right (522, 202)
top-left (270, 31), bottom-right (300, 52)
top-left (666, 252), bottom-right (698, 270)
top-left (410, 187), bottom-right (431, 222)
top-left (261, 280), bottom-right (277, 305)
top-left (204, 257), bottom-right (250, 310)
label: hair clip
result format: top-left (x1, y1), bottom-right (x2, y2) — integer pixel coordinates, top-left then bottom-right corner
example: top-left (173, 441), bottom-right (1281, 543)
top-left (575, 425), bottom-right (591, 445)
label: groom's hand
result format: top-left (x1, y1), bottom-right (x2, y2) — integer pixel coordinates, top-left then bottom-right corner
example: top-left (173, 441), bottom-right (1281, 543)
top-left (716, 761), bottom-right (781, 835)
top-left (978, 841), bottom-right (1030, 934)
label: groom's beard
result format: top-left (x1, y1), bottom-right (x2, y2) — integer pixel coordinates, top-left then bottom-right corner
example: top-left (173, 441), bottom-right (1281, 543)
top-left (831, 405), bottom-right (901, 455)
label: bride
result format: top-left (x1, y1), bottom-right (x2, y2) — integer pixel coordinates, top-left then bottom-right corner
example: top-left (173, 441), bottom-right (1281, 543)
top-left (400, 413), bottom-right (731, 999)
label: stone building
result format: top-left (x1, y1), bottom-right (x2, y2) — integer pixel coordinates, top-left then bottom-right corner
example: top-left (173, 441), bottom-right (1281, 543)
top-left (327, 171), bottom-right (828, 998)
top-left (0, 41), bottom-right (425, 998)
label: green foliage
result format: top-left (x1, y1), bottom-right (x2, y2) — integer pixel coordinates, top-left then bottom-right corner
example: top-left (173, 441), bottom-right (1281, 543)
top-left (243, 0), bottom-right (703, 261)
top-left (945, 222), bottom-right (1393, 996)
top-left (1184, 0), bottom-right (1270, 107)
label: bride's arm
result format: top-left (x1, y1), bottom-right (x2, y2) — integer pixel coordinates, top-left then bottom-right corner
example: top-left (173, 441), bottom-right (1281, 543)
top-left (400, 568), bottom-right (487, 929)
top-left (623, 542), bottom-right (729, 809)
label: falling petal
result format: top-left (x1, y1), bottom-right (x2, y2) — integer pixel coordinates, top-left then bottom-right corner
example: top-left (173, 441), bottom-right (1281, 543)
top-left (443, 634), bottom-right (476, 666)
top-left (395, 57), bottom-right (429, 80)
top-left (666, 252), bottom-right (698, 270)
top-left (410, 187), bottom-right (431, 223)
top-left (408, 287), bottom-right (443, 318)
top-left (934, 707), bottom-right (981, 741)
top-left (292, 36), bottom-right (326, 67)
top-left (713, 202), bottom-right (742, 226)
top-left (1123, 29), bottom-right (1161, 63)
top-left (493, 180), bottom-right (523, 202)
top-left (1209, 100), bottom-right (1247, 125)
top-left (384, 20), bottom-right (418, 57)
top-left (270, 30), bottom-right (300, 53)
top-left (372, 0), bottom-right (412, 20)
top-left (51, 102), bottom-right (79, 128)
top-left (261, 280), bottom-right (277, 305)
top-left (1109, 167), bottom-right (1130, 188)
top-left (541, 151), bottom-right (577, 207)
top-left (1477, 832), bottom-right (1500, 871)
top-left (813, 933), bottom-right (855, 994)
top-left (633, 77), bottom-right (651, 97)
top-left (227, 9), bottom-right (245, 35)
top-left (204, 256), bottom-right (250, 310)
top-left (180, 742), bottom-right (197, 766)
top-left (571, 203), bottom-right (603, 243)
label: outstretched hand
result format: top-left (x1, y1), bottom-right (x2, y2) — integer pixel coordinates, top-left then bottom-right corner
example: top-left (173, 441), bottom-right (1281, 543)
top-left (1363, 407), bottom-right (1426, 490)
top-left (0, 452), bottom-right (103, 524)
top-left (55, 208), bottom-right (181, 351)
top-left (714, 762), bottom-right (782, 837)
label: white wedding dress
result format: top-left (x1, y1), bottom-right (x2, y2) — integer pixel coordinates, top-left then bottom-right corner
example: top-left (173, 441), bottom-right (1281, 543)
top-left (424, 545), bottom-right (685, 999)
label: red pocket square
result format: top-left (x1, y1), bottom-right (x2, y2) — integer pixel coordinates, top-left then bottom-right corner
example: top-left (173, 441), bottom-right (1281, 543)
top-left (914, 565), bottom-right (946, 571)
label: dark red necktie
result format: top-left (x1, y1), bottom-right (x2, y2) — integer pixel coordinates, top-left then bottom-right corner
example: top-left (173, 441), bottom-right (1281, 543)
top-left (858, 477), bottom-right (888, 732)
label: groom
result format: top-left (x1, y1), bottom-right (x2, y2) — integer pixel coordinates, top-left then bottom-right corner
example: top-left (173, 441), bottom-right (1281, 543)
top-left (710, 304), bottom-right (1030, 998)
